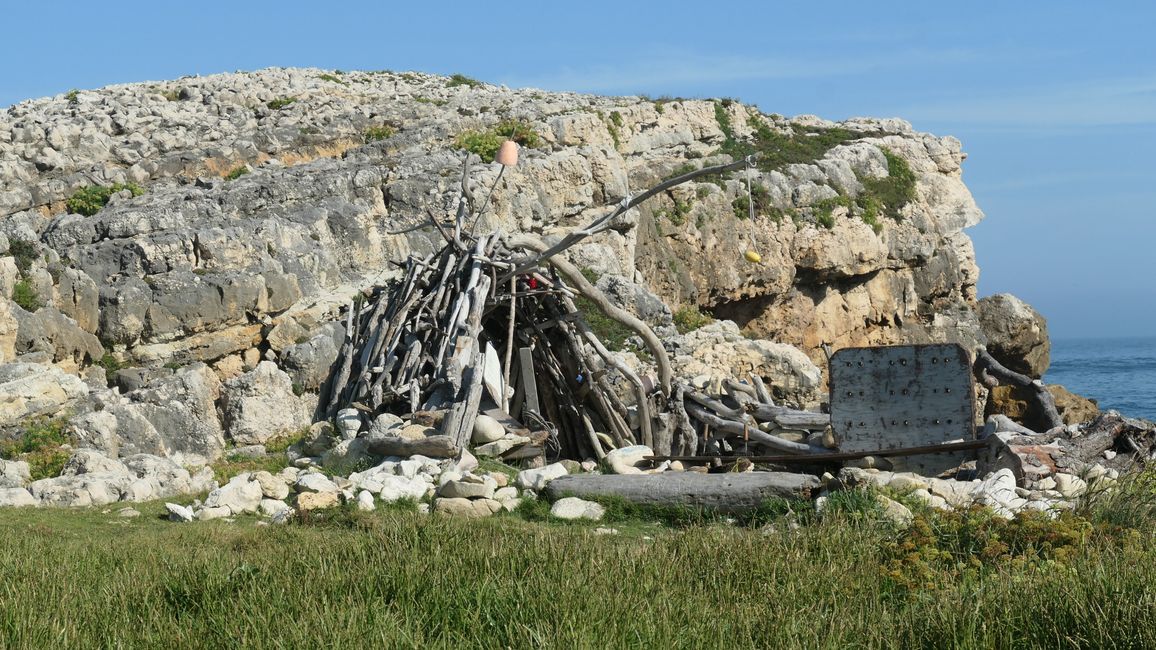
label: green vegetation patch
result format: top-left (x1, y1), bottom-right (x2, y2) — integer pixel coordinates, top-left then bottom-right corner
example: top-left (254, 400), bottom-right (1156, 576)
top-left (673, 305), bottom-right (713, 333)
top-left (223, 166), bottom-right (249, 181)
top-left (12, 279), bottom-right (42, 312)
top-left (363, 124), bottom-right (396, 143)
top-left (0, 417), bottom-right (72, 480)
top-left (454, 118), bottom-right (541, 161)
top-left (447, 73), bottom-right (482, 88)
top-left (7, 238), bottom-right (38, 274)
top-left (66, 182), bottom-right (144, 216)
top-left (266, 97), bottom-right (297, 110)
top-left (317, 73), bottom-right (347, 86)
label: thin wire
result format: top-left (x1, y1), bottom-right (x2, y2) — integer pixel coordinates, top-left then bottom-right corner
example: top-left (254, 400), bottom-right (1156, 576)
top-left (746, 159), bottom-right (754, 221)
top-left (469, 164), bottom-right (506, 236)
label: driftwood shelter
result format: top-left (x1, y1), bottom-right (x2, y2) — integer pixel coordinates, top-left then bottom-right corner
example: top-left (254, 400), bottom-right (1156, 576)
top-left (320, 144), bottom-right (1072, 475)
top-left (320, 150), bottom-right (839, 467)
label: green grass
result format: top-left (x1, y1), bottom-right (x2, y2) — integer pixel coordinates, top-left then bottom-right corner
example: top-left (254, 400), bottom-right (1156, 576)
top-left (11, 279), bottom-right (41, 312)
top-left (317, 73), bottom-right (347, 85)
top-left (8, 238), bottom-right (39, 273)
top-left (447, 73), bottom-right (482, 88)
top-left (673, 305), bottom-right (712, 333)
top-left (414, 96), bottom-right (448, 106)
top-left (363, 124), bottom-right (396, 143)
top-left (64, 89), bottom-right (79, 105)
top-left (223, 165), bottom-right (249, 181)
top-left (3, 490), bottom-right (1156, 647)
top-left (95, 352), bottom-right (126, 374)
top-left (65, 182), bottom-right (144, 216)
top-left (0, 417), bottom-right (71, 480)
top-left (266, 97), bottom-right (297, 110)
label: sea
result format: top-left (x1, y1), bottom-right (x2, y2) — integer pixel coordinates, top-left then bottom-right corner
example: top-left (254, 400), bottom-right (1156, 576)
top-left (1045, 337), bottom-right (1156, 422)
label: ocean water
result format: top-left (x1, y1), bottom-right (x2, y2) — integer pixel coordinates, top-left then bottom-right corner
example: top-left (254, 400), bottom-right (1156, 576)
top-left (1045, 337), bottom-right (1156, 422)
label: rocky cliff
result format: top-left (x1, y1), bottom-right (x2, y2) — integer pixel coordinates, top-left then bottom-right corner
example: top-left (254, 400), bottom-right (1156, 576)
top-left (0, 67), bottom-right (1003, 455)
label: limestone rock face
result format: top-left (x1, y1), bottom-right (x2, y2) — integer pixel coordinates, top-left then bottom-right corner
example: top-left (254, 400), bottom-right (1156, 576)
top-left (220, 361), bottom-right (311, 445)
top-left (1, 68), bottom-right (988, 384)
top-left (0, 362), bottom-right (88, 427)
top-left (978, 293), bottom-right (1050, 378)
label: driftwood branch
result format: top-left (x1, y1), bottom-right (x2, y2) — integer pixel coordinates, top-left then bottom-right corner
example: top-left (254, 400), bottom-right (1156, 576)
top-left (974, 347), bottom-right (1063, 431)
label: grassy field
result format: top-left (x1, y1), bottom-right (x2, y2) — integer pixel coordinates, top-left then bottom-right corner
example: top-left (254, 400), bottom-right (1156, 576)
top-left (2, 489), bottom-right (1155, 649)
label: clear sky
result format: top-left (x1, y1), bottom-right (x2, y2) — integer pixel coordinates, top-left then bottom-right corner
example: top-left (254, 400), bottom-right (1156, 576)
top-left (3, 1), bottom-right (1153, 339)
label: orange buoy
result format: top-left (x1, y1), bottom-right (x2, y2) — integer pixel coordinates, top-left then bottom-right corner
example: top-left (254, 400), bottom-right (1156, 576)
top-left (495, 140), bottom-right (519, 166)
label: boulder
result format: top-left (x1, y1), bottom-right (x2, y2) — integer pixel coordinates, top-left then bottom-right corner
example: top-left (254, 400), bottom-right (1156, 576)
top-left (279, 323), bottom-right (343, 392)
top-left (977, 294), bottom-right (1050, 378)
top-left (252, 470), bottom-right (290, 500)
top-left (60, 449), bottom-right (129, 477)
top-left (220, 361), bottom-right (311, 445)
top-left (296, 490), bottom-right (340, 511)
top-left (356, 490), bottom-right (376, 511)
top-left (0, 459), bottom-right (31, 488)
top-left (165, 502), bottom-right (195, 522)
top-left (438, 479), bottom-right (495, 500)
top-left (471, 414), bottom-right (505, 445)
top-left (550, 496), bottom-right (606, 521)
top-left (0, 362), bottom-right (88, 427)
top-left (516, 462), bottom-right (570, 491)
top-left (0, 487), bottom-right (37, 507)
top-left (259, 498), bottom-right (290, 516)
top-left (12, 306), bottom-right (103, 366)
top-left (0, 299), bottom-right (16, 363)
top-left (378, 475), bottom-right (432, 503)
top-left (203, 475), bottom-right (263, 514)
top-left (294, 472), bottom-right (338, 494)
top-left (985, 384), bottom-right (1100, 431)
top-left (434, 497), bottom-right (502, 518)
top-left (29, 472), bottom-right (135, 507)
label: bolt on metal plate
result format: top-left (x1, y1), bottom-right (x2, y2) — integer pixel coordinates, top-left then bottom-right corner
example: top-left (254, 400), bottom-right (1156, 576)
top-left (829, 344), bottom-right (975, 474)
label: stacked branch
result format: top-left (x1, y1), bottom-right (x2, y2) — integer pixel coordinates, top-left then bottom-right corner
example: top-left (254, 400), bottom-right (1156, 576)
top-left (323, 151), bottom-right (829, 462)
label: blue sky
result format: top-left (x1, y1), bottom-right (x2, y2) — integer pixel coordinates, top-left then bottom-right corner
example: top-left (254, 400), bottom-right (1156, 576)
top-left (3, 1), bottom-right (1153, 338)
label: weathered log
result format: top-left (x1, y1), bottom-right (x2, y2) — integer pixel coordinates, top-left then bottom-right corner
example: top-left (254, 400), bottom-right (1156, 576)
top-left (365, 434), bottom-right (461, 458)
top-left (543, 472), bottom-right (820, 514)
top-left (975, 347), bottom-right (1062, 431)
top-left (684, 403), bottom-right (820, 454)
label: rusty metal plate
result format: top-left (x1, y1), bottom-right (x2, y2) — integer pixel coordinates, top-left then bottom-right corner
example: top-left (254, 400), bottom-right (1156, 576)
top-left (830, 344), bottom-right (975, 472)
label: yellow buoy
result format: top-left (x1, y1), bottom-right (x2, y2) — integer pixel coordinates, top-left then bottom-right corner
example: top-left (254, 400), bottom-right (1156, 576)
top-left (744, 250), bottom-right (761, 264)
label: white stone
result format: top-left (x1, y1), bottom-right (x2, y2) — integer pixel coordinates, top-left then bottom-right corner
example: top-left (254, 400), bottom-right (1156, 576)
top-left (494, 486), bottom-right (519, 502)
top-left (197, 506), bottom-right (232, 521)
top-left (604, 445), bottom-right (653, 475)
top-left (379, 475), bottom-right (430, 503)
top-left (472, 414), bottom-right (505, 444)
top-left (203, 475), bottom-right (264, 515)
top-left (166, 502), bottom-right (195, 522)
top-left (253, 470), bottom-right (290, 500)
top-left (516, 462), bottom-right (569, 491)
top-left (439, 479), bottom-right (494, 500)
top-left (259, 498), bottom-right (290, 516)
top-left (295, 473), bottom-right (338, 494)
top-left (550, 497), bottom-right (605, 521)
top-left (356, 490), bottom-right (376, 511)
top-left (1054, 473), bottom-right (1087, 499)
top-left (335, 408), bottom-right (362, 441)
top-left (0, 487), bottom-right (37, 507)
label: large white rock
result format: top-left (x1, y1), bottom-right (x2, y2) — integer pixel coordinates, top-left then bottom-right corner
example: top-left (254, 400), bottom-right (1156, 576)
top-left (0, 459), bottom-right (31, 488)
top-left (516, 462), bottom-right (569, 491)
top-left (0, 363), bottom-right (88, 427)
top-left (165, 502), bottom-right (195, 522)
top-left (974, 468), bottom-right (1026, 519)
top-left (294, 472), bottom-right (338, 494)
top-left (60, 449), bottom-right (130, 477)
top-left (356, 490), bottom-right (376, 512)
top-left (203, 475), bottom-right (263, 515)
top-left (219, 361), bottom-right (311, 445)
top-left (378, 475), bottom-right (431, 503)
top-left (550, 497), bottom-right (605, 521)
top-left (0, 487), bottom-right (37, 507)
top-left (472, 414), bottom-right (505, 444)
top-left (252, 470), bottom-right (290, 500)
top-left (439, 479), bottom-right (495, 500)
top-left (259, 498), bottom-right (290, 516)
top-left (604, 445), bottom-right (653, 475)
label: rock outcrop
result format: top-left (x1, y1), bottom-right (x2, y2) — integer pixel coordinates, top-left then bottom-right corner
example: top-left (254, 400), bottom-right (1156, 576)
top-left (0, 67), bottom-right (1054, 467)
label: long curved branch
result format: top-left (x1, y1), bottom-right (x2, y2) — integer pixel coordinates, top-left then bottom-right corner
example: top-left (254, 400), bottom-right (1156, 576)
top-left (507, 233), bottom-right (672, 395)
top-left (974, 347), bottom-right (1062, 431)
